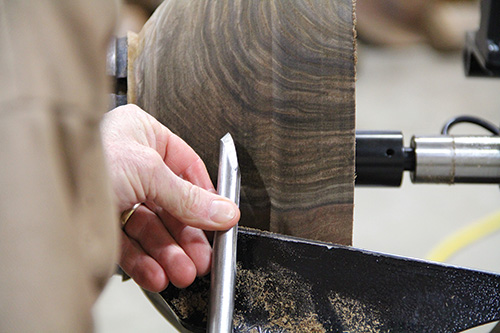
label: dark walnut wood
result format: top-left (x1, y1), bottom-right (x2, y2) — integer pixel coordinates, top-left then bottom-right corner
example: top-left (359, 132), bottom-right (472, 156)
top-left (129, 0), bottom-right (356, 244)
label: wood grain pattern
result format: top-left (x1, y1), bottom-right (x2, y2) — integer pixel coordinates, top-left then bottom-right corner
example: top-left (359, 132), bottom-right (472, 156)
top-left (129, 0), bottom-right (355, 244)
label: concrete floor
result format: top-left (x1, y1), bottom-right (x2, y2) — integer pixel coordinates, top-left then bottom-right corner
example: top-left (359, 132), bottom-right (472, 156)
top-left (93, 45), bottom-right (500, 332)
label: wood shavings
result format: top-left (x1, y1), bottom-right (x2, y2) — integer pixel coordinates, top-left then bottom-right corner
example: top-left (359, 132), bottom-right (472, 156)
top-left (328, 292), bottom-right (383, 332)
top-left (234, 262), bottom-right (326, 332)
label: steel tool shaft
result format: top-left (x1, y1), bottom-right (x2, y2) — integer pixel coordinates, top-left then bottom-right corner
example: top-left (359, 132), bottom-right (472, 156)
top-left (208, 133), bottom-right (240, 333)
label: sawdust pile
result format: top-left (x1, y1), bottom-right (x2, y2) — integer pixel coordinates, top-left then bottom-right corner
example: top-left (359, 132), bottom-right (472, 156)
top-left (166, 262), bottom-right (326, 332)
top-left (328, 292), bottom-right (383, 332)
top-left (234, 262), bottom-right (326, 332)
top-left (168, 275), bottom-right (210, 323)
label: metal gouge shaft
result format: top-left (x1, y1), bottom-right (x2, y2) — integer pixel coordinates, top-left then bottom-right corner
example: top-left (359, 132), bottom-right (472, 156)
top-left (208, 133), bottom-right (240, 333)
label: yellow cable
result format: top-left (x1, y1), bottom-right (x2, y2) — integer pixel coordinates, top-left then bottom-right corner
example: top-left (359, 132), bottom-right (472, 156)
top-left (427, 210), bottom-right (500, 263)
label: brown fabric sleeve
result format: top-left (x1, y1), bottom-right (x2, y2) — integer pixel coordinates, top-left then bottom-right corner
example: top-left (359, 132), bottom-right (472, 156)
top-left (0, 1), bottom-right (119, 331)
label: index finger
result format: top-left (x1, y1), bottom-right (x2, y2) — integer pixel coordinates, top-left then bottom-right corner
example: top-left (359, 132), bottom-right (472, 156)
top-left (159, 130), bottom-right (215, 191)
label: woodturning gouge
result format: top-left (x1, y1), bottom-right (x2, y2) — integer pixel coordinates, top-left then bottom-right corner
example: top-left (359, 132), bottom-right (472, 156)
top-left (108, 39), bottom-right (500, 332)
top-left (106, 1), bottom-right (500, 330)
top-left (208, 133), bottom-right (241, 332)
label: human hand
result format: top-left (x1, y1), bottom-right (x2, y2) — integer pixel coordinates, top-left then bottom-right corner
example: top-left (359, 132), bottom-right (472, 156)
top-left (101, 104), bottom-right (240, 292)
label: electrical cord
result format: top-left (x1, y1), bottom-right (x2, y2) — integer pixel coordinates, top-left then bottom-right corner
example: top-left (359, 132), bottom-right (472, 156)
top-left (427, 210), bottom-right (500, 263)
top-left (441, 115), bottom-right (500, 135)
top-left (428, 117), bottom-right (500, 262)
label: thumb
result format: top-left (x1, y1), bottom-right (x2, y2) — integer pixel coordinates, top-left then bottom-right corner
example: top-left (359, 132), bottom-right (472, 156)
top-left (151, 163), bottom-right (240, 231)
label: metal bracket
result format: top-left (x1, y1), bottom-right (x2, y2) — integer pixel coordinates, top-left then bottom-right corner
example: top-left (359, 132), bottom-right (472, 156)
top-left (107, 36), bottom-right (128, 109)
top-left (464, 0), bottom-right (500, 77)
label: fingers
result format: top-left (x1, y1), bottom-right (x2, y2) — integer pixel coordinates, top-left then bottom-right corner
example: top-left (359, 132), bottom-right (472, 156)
top-left (147, 119), bottom-right (239, 228)
top-left (154, 207), bottom-right (212, 277)
top-left (105, 105), bottom-right (240, 291)
top-left (150, 159), bottom-right (240, 231)
top-left (119, 233), bottom-right (168, 292)
top-left (180, 157), bottom-right (216, 193)
top-left (121, 205), bottom-right (211, 290)
top-left (161, 134), bottom-right (215, 191)
top-left (157, 137), bottom-right (240, 231)
top-left (104, 105), bottom-right (214, 191)
top-left (104, 105), bottom-right (239, 230)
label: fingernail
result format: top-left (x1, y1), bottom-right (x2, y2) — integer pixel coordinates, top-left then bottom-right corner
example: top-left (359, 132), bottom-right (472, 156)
top-left (209, 200), bottom-right (236, 224)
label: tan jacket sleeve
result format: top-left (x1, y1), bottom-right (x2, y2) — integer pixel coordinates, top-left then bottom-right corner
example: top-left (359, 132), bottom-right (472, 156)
top-left (0, 1), bottom-right (120, 331)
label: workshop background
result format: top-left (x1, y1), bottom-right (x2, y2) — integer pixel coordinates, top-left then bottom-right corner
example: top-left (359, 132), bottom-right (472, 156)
top-left (94, 0), bottom-right (500, 332)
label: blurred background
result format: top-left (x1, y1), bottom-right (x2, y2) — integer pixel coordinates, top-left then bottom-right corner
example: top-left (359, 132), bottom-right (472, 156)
top-left (95, 0), bottom-right (500, 331)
